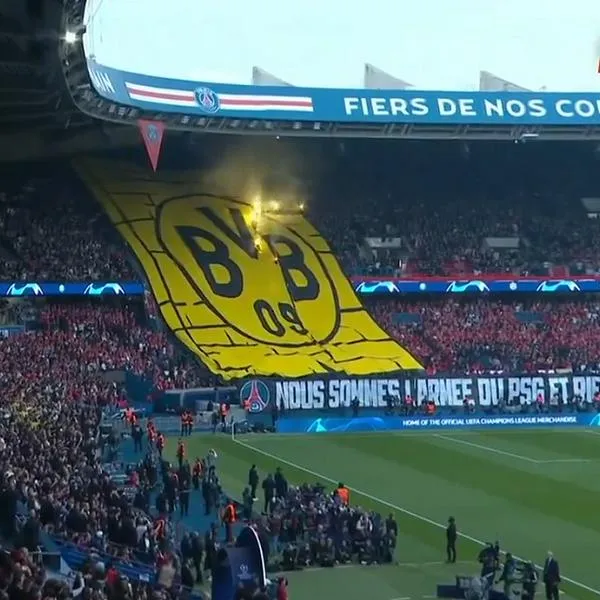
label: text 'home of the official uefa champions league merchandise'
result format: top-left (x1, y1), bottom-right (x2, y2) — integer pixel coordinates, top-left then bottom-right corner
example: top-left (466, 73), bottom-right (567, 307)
top-left (274, 413), bottom-right (596, 434)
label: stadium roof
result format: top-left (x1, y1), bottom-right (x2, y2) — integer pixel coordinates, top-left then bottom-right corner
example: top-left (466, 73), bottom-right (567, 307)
top-left (363, 63), bottom-right (413, 90)
top-left (252, 63), bottom-right (416, 90)
top-left (0, 1), bottom-right (133, 160)
top-left (479, 71), bottom-right (532, 92)
top-left (252, 67), bottom-right (292, 87)
top-left (0, 0), bottom-right (574, 159)
top-left (248, 64), bottom-right (532, 92)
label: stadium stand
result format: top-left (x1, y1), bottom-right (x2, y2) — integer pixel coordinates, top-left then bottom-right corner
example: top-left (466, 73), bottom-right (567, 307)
top-left (0, 144), bottom-right (599, 377)
top-left (368, 297), bottom-right (600, 374)
top-left (0, 299), bottom-right (213, 593)
top-left (2, 140), bottom-right (600, 281)
top-left (2, 118), bottom-right (600, 599)
top-left (0, 171), bottom-right (134, 280)
top-left (309, 139), bottom-right (600, 277)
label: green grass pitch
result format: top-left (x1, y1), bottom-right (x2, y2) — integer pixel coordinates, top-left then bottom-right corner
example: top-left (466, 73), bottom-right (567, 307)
top-left (166, 429), bottom-right (600, 600)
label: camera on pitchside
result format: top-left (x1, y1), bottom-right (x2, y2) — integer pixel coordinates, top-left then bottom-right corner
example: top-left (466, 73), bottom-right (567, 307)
top-left (438, 541), bottom-right (534, 600)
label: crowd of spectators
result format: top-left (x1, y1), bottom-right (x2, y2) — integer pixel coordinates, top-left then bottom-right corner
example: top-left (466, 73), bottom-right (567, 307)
top-left (0, 171), bottom-right (134, 280)
top-left (0, 299), bottom-right (214, 600)
top-left (35, 302), bottom-right (208, 391)
top-left (2, 138), bottom-right (600, 600)
top-left (245, 469), bottom-right (397, 571)
top-left (2, 141), bottom-right (600, 282)
top-left (0, 542), bottom-right (189, 600)
top-left (370, 297), bottom-right (600, 374)
top-left (309, 140), bottom-right (600, 277)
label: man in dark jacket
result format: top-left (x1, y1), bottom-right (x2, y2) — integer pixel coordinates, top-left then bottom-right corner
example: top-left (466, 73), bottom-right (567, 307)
top-left (248, 465), bottom-right (259, 500)
top-left (274, 468), bottom-right (288, 499)
top-left (543, 552), bottom-right (560, 600)
top-left (0, 479), bottom-right (18, 538)
top-left (446, 516), bottom-right (457, 563)
top-left (22, 510), bottom-right (41, 552)
top-left (262, 474), bottom-right (275, 514)
top-left (191, 532), bottom-right (204, 584)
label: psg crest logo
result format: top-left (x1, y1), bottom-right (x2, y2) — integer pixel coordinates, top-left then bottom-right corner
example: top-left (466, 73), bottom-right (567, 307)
top-left (194, 87), bottom-right (220, 114)
top-left (239, 380), bottom-right (270, 413)
top-left (146, 124), bottom-right (159, 141)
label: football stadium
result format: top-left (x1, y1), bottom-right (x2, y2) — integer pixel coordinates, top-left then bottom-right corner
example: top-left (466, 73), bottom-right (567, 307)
top-left (2, 2), bottom-right (600, 600)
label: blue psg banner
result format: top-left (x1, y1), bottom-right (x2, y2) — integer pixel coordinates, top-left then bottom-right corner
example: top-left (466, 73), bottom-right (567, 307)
top-left (87, 59), bottom-right (600, 126)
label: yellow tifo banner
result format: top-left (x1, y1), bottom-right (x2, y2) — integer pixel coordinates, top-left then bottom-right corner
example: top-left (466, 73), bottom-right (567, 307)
top-left (77, 160), bottom-right (422, 379)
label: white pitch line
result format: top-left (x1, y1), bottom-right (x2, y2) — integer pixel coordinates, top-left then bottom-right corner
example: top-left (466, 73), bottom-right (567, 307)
top-left (432, 434), bottom-right (540, 463)
top-left (231, 428), bottom-right (586, 442)
top-left (537, 458), bottom-right (594, 464)
top-left (233, 437), bottom-right (600, 596)
top-left (434, 434), bottom-right (595, 464)
top-left (418, 590), bottom-right (565, 600)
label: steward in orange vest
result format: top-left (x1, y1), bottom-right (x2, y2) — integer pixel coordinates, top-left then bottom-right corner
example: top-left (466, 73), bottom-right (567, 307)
top-left (336, 483), bottom-right (350, 505)
top-left (185, 411), bottom-right (194, 436)
top-left (222, 500), bottom-right (237, 542)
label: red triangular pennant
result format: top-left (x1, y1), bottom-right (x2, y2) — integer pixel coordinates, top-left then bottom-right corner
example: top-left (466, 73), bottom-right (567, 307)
top-left (138, 119), bottom-right (165, 172)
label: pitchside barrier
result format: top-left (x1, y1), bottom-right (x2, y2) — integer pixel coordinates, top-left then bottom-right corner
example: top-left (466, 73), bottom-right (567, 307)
top-left (273, 412), bottom-right (597, 434)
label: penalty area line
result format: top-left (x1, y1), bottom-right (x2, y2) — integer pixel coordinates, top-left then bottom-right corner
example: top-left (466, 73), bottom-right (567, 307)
top-left (432, 434), bottom-right (540, 463)
top-left (433, 434), bottom-right (596, 464)
top-left (232, 437), bottom-right (600, 596)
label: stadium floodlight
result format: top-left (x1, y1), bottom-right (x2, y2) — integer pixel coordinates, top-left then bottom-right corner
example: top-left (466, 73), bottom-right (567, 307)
top-left (64, 31), bottom-right (77, 44)
top-left (63, 25), bottom-right (86, 45)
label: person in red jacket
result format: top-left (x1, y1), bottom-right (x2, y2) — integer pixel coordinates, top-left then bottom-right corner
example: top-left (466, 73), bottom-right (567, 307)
top-left (276, 577), bottom-right (288, 600)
